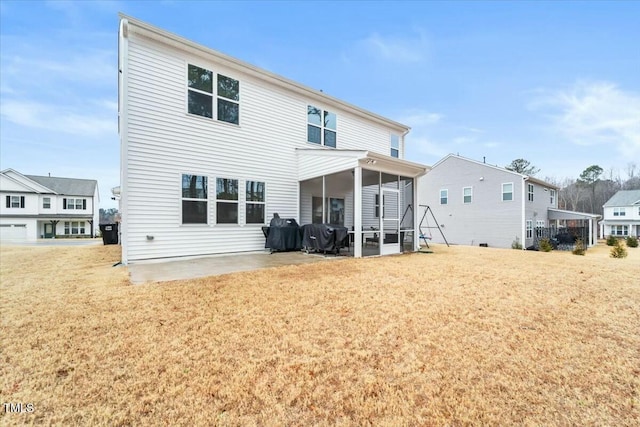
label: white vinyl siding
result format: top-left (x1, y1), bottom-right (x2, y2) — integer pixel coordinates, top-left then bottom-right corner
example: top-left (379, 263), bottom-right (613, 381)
top-left (121, 28), bottom-right (407, 263)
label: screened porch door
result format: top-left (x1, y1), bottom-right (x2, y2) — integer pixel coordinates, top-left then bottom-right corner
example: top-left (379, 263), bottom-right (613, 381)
top-left (381, 188), bottom-right (400, 255)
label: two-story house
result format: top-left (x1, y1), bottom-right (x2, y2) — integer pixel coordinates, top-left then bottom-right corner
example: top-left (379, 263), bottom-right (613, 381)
top-left (117, 15), bottom-right (428, 264)
top-left (418, 154), bottom-right (600, 249)
top-left (0, 169), bottom-right (99, 241)
top-left (601, 190), bottom-right (640, 238)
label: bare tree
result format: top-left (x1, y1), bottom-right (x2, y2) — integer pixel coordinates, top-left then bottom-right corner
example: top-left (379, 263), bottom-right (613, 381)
top-left (506, 158), bottom-right (540, 176)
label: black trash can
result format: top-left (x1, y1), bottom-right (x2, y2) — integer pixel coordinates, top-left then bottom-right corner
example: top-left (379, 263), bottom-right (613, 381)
top-left (99, 223), bottom-right (119, 245)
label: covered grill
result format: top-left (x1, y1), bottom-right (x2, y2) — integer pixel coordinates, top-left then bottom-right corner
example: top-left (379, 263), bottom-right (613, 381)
top-left (262, 215), bottom-right (302, 253)
top-left (301, 223), bottom-right (349, 255)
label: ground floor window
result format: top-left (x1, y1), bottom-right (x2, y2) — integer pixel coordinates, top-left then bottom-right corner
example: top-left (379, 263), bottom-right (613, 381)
top-left (535, 220), bottom-right (545, 237)
top-left (216, 178), bottom-right (239, 224)
top-left (64, 221), bottom-right (86, 235)
top-left (610, 225), bottom-right (628, 236)
top-left (246, 180), bottom-right (265, 224)
top-left (526, 220), bottom-right (533, 238)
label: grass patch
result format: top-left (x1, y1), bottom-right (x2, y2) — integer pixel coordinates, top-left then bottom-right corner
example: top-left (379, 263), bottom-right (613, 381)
top-left (1, 243), bottom-right (639, 425)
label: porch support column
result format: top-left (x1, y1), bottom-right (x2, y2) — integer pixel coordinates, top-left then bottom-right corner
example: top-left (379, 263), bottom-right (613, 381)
top-left (354, 166), bottom-right (362, 258)
top-left (413, 177), bottom-right (419, 252)
top-left (322, 176), bottom-right (326, 224)
top-left (588, 218), bottom-right (593, 247)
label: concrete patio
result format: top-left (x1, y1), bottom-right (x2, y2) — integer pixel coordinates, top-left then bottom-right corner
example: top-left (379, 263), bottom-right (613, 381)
top-left (127, 250), bottom-right (343, 284)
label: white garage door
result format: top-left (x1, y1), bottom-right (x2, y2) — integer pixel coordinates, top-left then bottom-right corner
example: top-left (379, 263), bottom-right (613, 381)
top-left (0, 224), bottom-right (28, 242)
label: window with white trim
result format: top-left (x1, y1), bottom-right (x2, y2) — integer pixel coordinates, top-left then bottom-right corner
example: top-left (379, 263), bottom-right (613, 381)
top-left (64, 221), bottom-right (86, 235)
top-left (535, 220), bottom-right (545, 237)
top-left (550, 189), bottom-right (556, 205)
top-left (463, 187), bottom-right (472, 204)
top-left (610, 225), bottom-right (628, 236)
top-left (64, 198), bottom-right (85, 210)
top-left (182, 174), bottom-right (208, 224)
top-left (502, 183), bottom-right (513, 201)
top-left (528, 184), bottom-right (534, 202)
top-left (440, 189), bottom-right (448, 205)
top-left (307, 105), bottom-right (337, 147)
top-left (216, 178), bottom-right (239, 224)
top-left (526, 220), bottom-right (533, 238)
top-left (374, 194), bottom-right (380, 217)
top-left (613, 207), bottom-right (626, 217)
top-left (246, 181), bottom-right (265, 224)
top-left (187, 64), bottom-right (239, 125)
top-left (43, 197), bottom-right (51, 209)
top-left (6, 195), bottom-right (25, 208)
top-left (390, 134), bottom-right (400, 158)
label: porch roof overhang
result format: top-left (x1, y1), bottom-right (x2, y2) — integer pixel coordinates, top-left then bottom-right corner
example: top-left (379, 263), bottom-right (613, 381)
top-left (297, 148), bottom-right (430, 181)
top-left (548, 208), bottom-right (602, 221)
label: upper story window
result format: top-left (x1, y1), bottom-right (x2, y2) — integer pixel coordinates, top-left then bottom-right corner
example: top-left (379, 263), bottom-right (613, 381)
top-left (187, 64), bottom-right (239, 125)
top-left (64, 198), bottom-right (86, 210)
top-left (182, 174), bottom-right (208, 224)
top-left (307, 105), bottom-right (336, 148)
top-left (613, 207), bottom-right (626, 217)
top-left (43, 197), bottom-right (51, 209)
top-left (502, 183), bottom-right (513, 201)
top-left (246, 181), bottom-right (266, 224)
top-left (440, 189), bottom-right (448, 205)
top-left (527, 184), bottom-right (534, 202)
top-left (550, 189), bottom-right (556, 205)
top-left (390, 134), bottom-right (400, 158)
top-left (216, 178), bottom-right (239, 224)
top-left (6, 195), bottom-right (25, 208)
top-left (463, 187), bottom-right (472, 204)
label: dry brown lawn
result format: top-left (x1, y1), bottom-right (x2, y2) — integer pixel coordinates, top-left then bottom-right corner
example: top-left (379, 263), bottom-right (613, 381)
top-left (1, 242), bottom-right (639, 426)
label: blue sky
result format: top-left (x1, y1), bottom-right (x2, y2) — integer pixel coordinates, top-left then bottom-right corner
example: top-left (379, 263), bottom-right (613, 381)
top-left (1, 1), bottom-right (639, 209)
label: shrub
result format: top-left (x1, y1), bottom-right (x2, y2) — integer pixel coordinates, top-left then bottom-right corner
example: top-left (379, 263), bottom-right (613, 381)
top-left (626, 236), bottom-right (638, 248)
top-left (572, 239), bottom-right (585, 256)
top-left (606, 235), bottom-right (617, 246)
top-left (511, 237), bottom-right (522, 250)
top-left (539, 238), bottom-right (553, 252)
top-left (610, 240), bottom-right (628, 258)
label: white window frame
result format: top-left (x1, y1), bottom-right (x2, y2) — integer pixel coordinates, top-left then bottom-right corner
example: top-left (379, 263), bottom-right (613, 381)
top-left (245, 180), bottom-right (266, 225)
top-left (307, 105), bottom-right (337, 148)
top-left (502, 183), bottom-right (513, 202)
top-left (216, 177), bottom-right (239, 225)
top-left (65, 198), bottom-right (84, 210)
top-left (613, 207), bottom-right (626, 217)
top-left (527, 184), bottom-right (534, 202)
top-left (526, 220), bottom-right (533, 239)
top-left (550, 189), bottom-right (556, 205)
top-left (611, 225), bottom-right (628, 236)
top-left (64, 221), bottom-right (86, 235)
top-left (186, 63), bottom-right (240, 125)
top-left (10, 196), bottom-right (21, 208)
top-left (390, 134), bottom-right (400, 158)
top-left (535, 220), bottom-right (545, 237)
top-left (463, 187), bottom-right (472, 204)
top-left (440, 189), bottom-right (448, 205)
top-left (181, 174), bottom-right (209, 225)
top-left (43, 197), bottom-right (51, 209)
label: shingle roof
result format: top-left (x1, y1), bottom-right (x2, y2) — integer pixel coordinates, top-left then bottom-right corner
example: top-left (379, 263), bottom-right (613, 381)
top-left (25, 175), bottom-right (97, 197)
top-left (603, 190), bottom-right (640, 207)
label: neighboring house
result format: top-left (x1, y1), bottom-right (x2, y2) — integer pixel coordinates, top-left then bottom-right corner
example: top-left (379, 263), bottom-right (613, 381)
top-left (418, 154), bottom-right (600, 248)
top-left (117, 15), bottom-right (428, 264)
top-left (0, 169), bottom-right (99, 241)
top-left (601, 190), bottom-right (640, 238)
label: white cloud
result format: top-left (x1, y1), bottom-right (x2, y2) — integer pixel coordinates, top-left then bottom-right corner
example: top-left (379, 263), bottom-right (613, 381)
top-left (353, 29), bottom-right (430, 64)
top-left (531, 81), bottom-right (640, 158)
top-left (1, 100), bottom-right (115, 137)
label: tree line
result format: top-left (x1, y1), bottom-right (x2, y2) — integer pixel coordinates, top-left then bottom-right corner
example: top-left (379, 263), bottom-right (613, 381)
top-left (507, 159), bottom-right (640, 217)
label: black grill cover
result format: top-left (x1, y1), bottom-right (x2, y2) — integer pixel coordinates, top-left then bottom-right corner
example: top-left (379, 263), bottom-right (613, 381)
top-left (264, 218), bottom-right (302, 251)
top-left (301, 224), bottom-right (349, 253)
